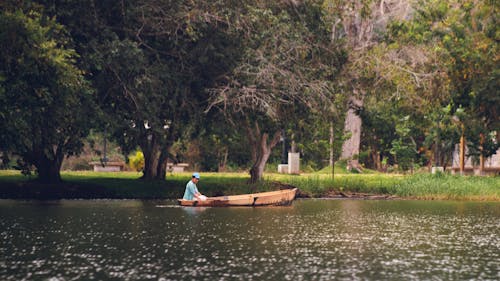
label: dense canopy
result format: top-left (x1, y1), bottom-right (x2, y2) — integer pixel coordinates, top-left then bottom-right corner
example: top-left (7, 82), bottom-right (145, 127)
top-left (0, 0), bottom-right (498, 183)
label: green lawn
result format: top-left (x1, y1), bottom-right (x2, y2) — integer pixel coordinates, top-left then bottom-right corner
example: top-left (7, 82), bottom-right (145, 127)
top-left (0, 170), bottom-right (499, 201)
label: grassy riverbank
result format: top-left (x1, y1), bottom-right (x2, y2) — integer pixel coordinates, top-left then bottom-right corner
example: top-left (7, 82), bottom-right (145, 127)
top-left (0, 170), bottom-right (498, 201)
top-left (274, 173), bottom-right (500, 201)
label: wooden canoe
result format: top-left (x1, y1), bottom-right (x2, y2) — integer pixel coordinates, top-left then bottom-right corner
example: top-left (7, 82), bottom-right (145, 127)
top-left (177, 188), bottom-right (297, 207)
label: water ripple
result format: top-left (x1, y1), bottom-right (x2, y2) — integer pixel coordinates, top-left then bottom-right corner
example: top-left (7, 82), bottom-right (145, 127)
top-left (0, 199), bottom-right (498, 280)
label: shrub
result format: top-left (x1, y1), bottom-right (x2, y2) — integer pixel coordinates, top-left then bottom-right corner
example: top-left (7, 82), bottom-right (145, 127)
top-left (129, 151), bottom-right (144, 172)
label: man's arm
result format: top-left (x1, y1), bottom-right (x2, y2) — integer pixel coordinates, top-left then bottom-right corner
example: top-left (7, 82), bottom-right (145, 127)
top-left (194, 191), bottom-right (207, 201)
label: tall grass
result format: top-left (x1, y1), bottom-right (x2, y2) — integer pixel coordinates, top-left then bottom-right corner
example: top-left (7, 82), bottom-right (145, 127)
top-left (393, 173), bottom-right (500, 200)
top-left (271, 172), bottom-right (499, 201)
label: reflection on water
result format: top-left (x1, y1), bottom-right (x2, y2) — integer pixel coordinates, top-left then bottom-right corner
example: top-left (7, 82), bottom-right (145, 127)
top-left (0, 199), bottom-right (499, 280)
top-left (181, 206), bottom-right (209, 216)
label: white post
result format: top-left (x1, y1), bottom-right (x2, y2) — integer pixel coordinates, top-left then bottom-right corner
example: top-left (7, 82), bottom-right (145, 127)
top-left (288, 153), bottom-right (300, 174)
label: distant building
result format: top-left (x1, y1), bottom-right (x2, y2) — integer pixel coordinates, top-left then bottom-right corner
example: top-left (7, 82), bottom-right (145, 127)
top-left (451, 145), bottom-right (500, 175)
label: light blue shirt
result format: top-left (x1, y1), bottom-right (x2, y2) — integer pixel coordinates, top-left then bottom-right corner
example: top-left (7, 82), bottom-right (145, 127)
top-left (183, 180), bottom-right (199, 200)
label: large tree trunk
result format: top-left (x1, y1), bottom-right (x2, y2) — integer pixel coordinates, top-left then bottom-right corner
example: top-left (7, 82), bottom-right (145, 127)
top-left (247, 122), bottom-right (281, 184)
top-left (249, 151), bottom-right (269, 185)
top-left (142, 145), bottom-right (160, 180)
top-left (34, 146), bottom-right (64, 183)
top-left (140, 134), bottom-right (164, 180)
top-left (156, 149), bottom-right (169, 180)
top-left (36, 160), bottom-right (63, 183)
top-left (335, 1), bottom-right (411, 172)
top-left (341, 92), bottom-right (364, 171)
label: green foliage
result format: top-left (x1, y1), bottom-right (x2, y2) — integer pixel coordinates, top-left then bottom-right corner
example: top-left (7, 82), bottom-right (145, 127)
top-left (0, 0), bottom-right (497, 186)
top-left (205, 1), bottom-right (345, 182)
top-left (361, 0), bottom-right (499, 172)
top-left (128, 151), bottom-right (145, 172)
top-left (39, 0), bottom-right (244, 179)
top-left (360, 100), bottom-right (397, 168)
top-left (387, 0), bottom-right (499, 158)
top-left (201, 131), bottom-right (251, 172)
top-left (294, 112), bottom-right (344, 171)
top-left (209, 1), bottom-right (341, 119)
top-left (0, 7), bottom-right (96, 182)
top-left (389, 116), bottom-right (418, 171)
top-left (423, 104), bottom-right (460, 166)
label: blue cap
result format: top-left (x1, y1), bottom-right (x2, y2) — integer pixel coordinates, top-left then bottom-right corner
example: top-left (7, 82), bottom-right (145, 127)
top-left (192, 172), bottom-right (200, 179)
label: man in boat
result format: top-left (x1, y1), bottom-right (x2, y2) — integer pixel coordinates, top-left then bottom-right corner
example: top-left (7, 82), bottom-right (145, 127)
top-left (183, 172), bottom-right (207, 201)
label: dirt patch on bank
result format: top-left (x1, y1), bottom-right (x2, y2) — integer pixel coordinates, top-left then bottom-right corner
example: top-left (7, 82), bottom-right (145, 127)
top-left (322, 190), bottom-right (401, 200)
top-left (270, 182), bottom-right (400, 200)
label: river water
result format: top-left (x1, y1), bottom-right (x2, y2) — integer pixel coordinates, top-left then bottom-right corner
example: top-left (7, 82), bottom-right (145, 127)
top-left (0, 199), bottom-right (498, 280)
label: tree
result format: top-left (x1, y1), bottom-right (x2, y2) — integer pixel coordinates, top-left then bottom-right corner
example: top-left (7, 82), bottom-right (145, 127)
top-left (422, 105), bottom-right (459, 169)
top-left (358, 32), bottom-right (451, 171)
top-left (440, 0), bottom-right (499, 172)
top-left (322, 0), bottom-right (413, 171)
top-left (359, 99), bottom-right (398, 171)
top-left (386, 0), bottom-right (499, 173)
top-left (293, 111), bottom-right (333, 171)
top-left (41, 0), bottom-right (240, 180)
top-left (0, 7), bottom-right (96, 183)
top-left (198, 114), bottom-right (252, 172)
top-left (208, 1), bottom-right (342, 183)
